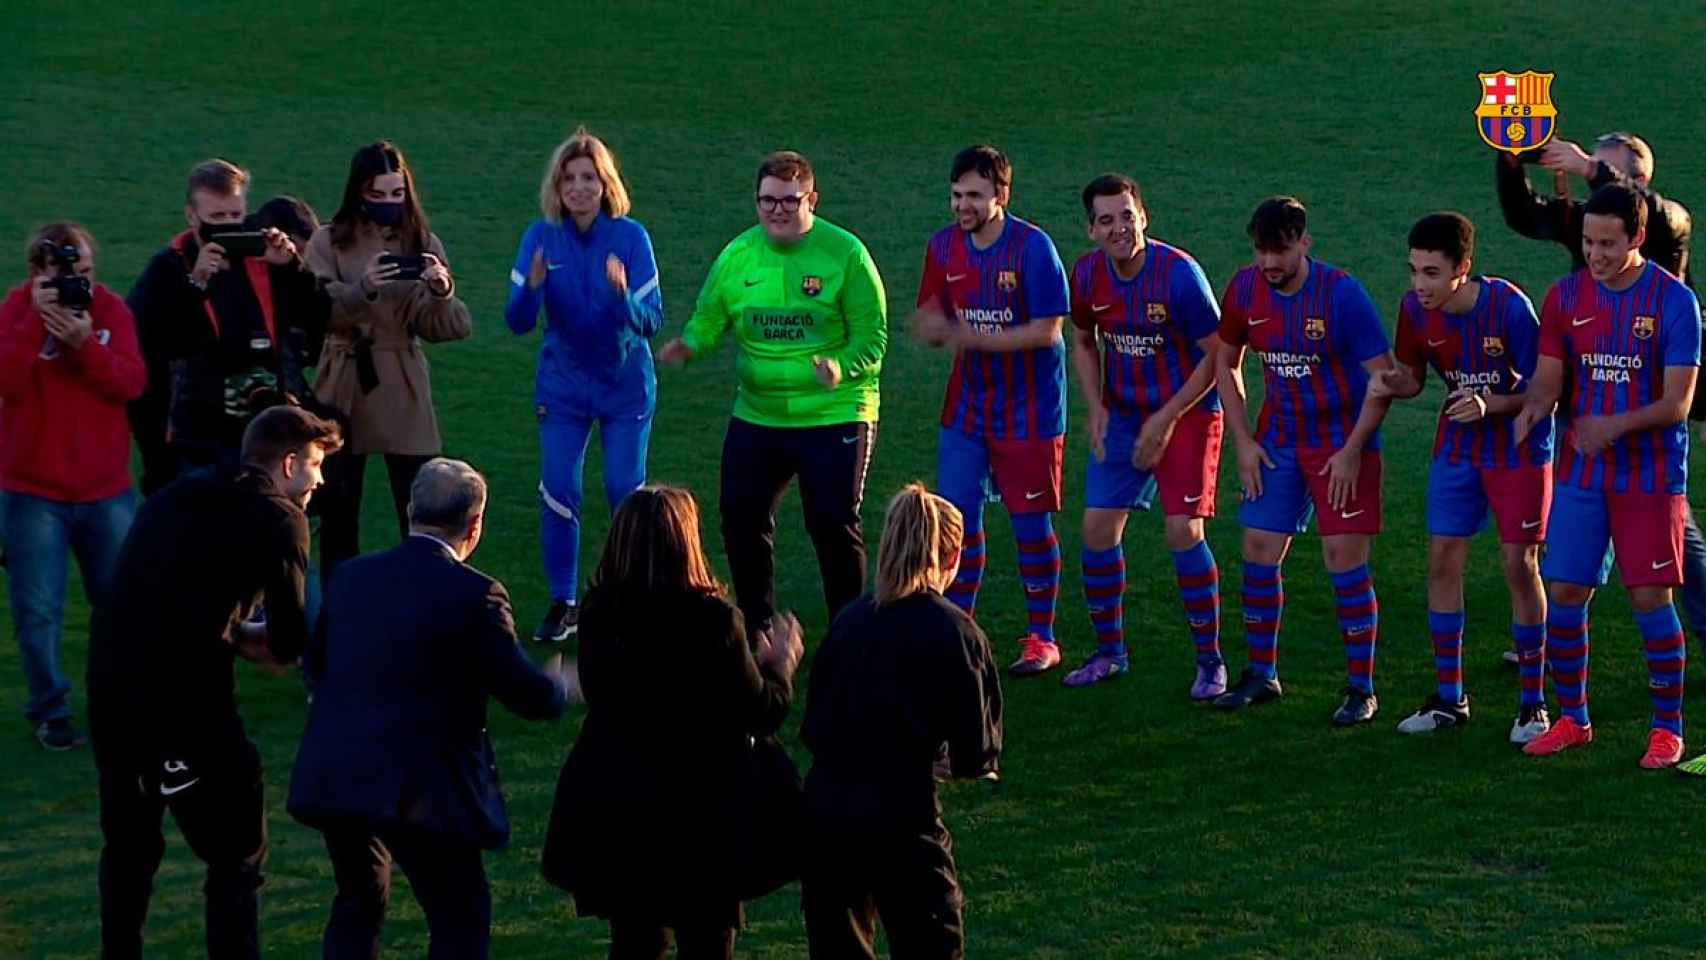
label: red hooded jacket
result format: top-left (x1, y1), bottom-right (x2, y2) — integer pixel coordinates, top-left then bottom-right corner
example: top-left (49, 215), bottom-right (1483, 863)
top-left (0, 280), bottom-right (146, 502)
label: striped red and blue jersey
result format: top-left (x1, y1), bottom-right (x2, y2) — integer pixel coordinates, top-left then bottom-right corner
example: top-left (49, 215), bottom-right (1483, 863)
top-left (918, 215), bottom-right (1070, 440)
top-left (1394, 276), bottom-right (1551, 468)
top-left (1217, 259), bottom-right (1390, 451)
top-left (1539, 262), bottom-right (1701, 494)
top-left (1069, 240), bottom-right (1221, 416)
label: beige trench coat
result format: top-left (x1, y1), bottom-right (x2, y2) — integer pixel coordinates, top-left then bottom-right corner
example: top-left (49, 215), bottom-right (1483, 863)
top-left (305, 223), bottom-right (472, 455)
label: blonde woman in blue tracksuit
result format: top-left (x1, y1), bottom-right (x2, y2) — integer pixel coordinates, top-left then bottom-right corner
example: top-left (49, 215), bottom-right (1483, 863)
top-left (506, 128), bottom-right (662, 643)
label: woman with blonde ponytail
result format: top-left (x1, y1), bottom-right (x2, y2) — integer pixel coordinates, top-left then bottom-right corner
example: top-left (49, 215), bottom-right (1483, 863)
top-left (799, 482), bottom-right (1003, 958)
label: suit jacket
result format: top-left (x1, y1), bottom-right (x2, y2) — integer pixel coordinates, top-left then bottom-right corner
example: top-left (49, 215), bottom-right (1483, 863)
top-left (288, 535), bottom-right (566, 849)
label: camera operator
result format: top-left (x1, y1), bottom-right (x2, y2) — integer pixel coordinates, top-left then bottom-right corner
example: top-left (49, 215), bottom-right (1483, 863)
top-left (126, 160), bottom-right (327, 493)
top-left (0, 223), bottom-right (144, 751)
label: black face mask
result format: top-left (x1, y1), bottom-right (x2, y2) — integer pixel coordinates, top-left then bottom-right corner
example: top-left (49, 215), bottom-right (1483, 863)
top-left (363, 200), bottom-right (406, 227)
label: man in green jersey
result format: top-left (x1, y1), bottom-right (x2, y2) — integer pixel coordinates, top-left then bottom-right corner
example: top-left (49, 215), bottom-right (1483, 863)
top-left (659, 151), bottom-right (887, 636)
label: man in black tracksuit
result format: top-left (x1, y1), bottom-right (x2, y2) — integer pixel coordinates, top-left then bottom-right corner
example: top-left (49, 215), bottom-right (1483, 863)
top-left (1495, 133), bottom-right (1706, 646)
top-left (87, 405), bottom-right (341, 959)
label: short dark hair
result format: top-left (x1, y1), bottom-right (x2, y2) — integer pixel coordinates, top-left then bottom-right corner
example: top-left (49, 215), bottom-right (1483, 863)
top-left (240, 405), bottom-right (342, 471)
top-left (26, 222), bottom-right (95, 273)
top-left (251, 195), bottom-right (320, 245)
top-left (1407, 212), bottom-right (1475, 267)
top-left (186, 159), bottom-right (249, 204)
top-left (1584, 183), bottom-right (1647, 240)
top-left (755, 150), bottom-right (814, 194)
top-left (1247, 196), bottom-right (1307, 251)
top-left (1081, 173), bottom-right (1142, 220)
top-left (407, 458), bottom-right (487, 535)
top-left (950, 144), bottom-right (1010, 195)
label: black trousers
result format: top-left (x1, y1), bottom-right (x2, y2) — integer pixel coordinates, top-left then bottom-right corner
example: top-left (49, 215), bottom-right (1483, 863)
top-left (318, 451), bottom-right (433, 585)
top-left (92, 730), bottom-right (268, 960)
top-left (321, 822), bottom-right (491, 960)
top-left (607, 917), bottom-right (737, 960)
top-left (719, 418), bottom-right (875, 634)
top-left (801, 824), bottom-right (965, 960)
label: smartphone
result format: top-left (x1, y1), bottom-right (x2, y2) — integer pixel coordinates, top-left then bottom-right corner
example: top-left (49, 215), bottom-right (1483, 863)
top-left (379, 253), bottom-right (428, 281)
top-left (206, 231), bottom-right (269, 260)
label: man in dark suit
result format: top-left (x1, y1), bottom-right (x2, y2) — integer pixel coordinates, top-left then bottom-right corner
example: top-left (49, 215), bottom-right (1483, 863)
top-left (288, 457), bottom-right (569, 959)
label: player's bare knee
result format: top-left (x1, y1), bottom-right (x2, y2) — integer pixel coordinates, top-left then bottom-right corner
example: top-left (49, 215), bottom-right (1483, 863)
top-left (1629, 585), bottom-right (1673, 614)
top-left (1500, 543), bottom-right (1540, 584)
top-left (1081, 509), bottom-right (1126, 551)
top-left (1242, 528), bottom-right (1289, 566)
top-left (1428, 537), bottom-right (1469, 582)
top-left (1161, 516), bottom-right (1203, 552)
top-left (1549, 581), bottom-right (1594, 606)
top-left (1321, 534), bottom-right (1370, 572)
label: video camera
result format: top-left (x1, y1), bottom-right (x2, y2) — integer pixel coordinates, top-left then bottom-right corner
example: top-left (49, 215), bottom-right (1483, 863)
top-left (38, 240), bottom-right (92, 312)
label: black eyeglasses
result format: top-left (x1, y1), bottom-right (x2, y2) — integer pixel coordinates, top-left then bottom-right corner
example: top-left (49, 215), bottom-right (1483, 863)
top-left (757, 194), bottom-right (805, 213)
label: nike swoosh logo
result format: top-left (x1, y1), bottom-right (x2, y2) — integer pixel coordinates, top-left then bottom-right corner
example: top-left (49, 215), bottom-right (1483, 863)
top-left (1572, 316), bottom-right (1594, 327)
top-left (1340, 509), bottom-right (1365, 519)
top-left (1521, 519), bottom-right (1542, 530)
top-left (1091, 303), bottom-right (1113, 313)
top-left (1248, 317), bottom-right (1270, 326)
top-left (1653, 559), bottom-right (1674, 570)
top-left (546, 263), bottom-right (564, 271)
top-left (744, 278), bottom-right (764, 287)
top-left (946, 273), bottom-right (968, 282)
top-left (160, 778), bottom-right (200, 797)
top-left (1427, 339), bottom-right (1448, 347)
top-left (1183, 494), bottom-right (1203, 503)
top-left (1024, 490), bottom-right (1046, 500)
top-left (842, 435), bottom-right (859, 444)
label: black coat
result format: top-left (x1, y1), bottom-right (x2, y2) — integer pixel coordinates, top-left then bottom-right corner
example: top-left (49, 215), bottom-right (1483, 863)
top-left (802, 592), bottom-right (1003, 835)
top-left (288, 536), bottom-right (567, 849)
top-left (542, 584), bottom-right (792, 925)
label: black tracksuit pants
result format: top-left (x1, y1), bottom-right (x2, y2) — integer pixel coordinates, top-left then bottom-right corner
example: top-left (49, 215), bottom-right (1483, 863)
top-left (91, 722), bottom-right (268, 960)
top-left (718, 417), bottom-right (874, 635)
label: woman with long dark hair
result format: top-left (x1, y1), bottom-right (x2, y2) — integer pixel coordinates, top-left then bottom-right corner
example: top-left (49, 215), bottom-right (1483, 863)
top-left (505, 127), bottom-right (663, 644)
top-left (306, 140), bottom-right (471, 583)
top-left (800, 483), bottom-right (1004, 959)
top-left (542, 484), bottom-right (802, 959)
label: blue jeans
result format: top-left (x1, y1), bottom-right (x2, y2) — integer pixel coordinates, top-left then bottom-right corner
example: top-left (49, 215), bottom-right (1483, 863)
top-left (1680, 510), bottom-right (1706, 648)
top-left (5, 489), bottom-right (135, 726)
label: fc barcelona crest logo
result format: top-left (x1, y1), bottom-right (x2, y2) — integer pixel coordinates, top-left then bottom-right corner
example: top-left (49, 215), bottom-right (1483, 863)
top-left (996, 270), bottom-right (1018, 291)
top-left (1482, 336), bottom-right (1505, 357)
top-left (1475, 70), bottom-right (1558, 155)
top-left (1303, 316), bottom-right (1326, 341)
top-left (1633, 315), bottom-right (1656, 340)
top-left (1146, 302), bottom-right (1169, 325)
top-left (801, 275), bottom-right (822, 297)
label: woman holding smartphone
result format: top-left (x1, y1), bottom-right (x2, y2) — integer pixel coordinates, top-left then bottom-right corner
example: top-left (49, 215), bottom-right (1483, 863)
top-left (306, 140), bottom-right (472, 584)
top-left (504, 127), bottom-right (663, 644)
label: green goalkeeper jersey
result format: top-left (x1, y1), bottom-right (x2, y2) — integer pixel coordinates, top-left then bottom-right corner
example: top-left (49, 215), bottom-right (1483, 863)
top-left (682, 219), bottom-right (887, 427)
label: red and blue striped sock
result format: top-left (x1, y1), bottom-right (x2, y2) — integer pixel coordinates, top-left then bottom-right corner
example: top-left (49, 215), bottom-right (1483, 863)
top-left (1636, 604), bottom-right (1685, 736)
top-left (1081, 545), bottom-right (1126, 656)
top-left (1172, 540), bottom-right (1222, 665)
top-left (1513, 621), bottom-right (1546, 708)
top-left (1331, 565), bottom-right (1378, 694)
top-left (946, 522), bottom-right (986, 617)
top-left (1547, 601), bottom-right (1590, 726)
top-left (1242, 561), bottom-right (1283, 679)
top-left (1013, 512), bottom-right (1061, 644)
top-left (1429, 608), bottom-right (1465, 704)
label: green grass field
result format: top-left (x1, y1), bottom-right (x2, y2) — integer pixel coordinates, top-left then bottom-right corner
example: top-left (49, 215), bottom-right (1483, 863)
top-left (6, 2), bottom-right (1706, 956)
